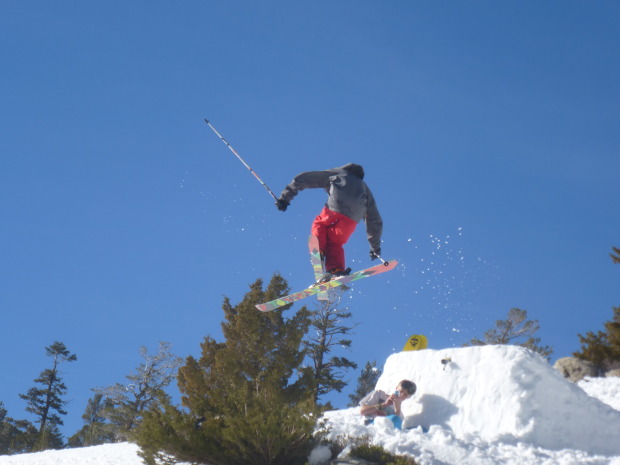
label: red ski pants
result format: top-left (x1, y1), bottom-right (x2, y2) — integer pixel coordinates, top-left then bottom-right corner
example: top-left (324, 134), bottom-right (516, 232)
top-left (311, 206), bottom-right (358, 272)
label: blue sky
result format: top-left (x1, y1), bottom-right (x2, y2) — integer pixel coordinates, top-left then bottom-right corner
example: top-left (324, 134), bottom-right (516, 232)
top-left (1, 1), bottom-right (618, 437)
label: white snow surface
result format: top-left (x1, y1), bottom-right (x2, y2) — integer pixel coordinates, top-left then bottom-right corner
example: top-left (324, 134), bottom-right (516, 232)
top-left (2, 346), bottom-right (620, 465)
top-left (579, 376), bottom-right (620, 412)
top-left (0, 443), bottom-right (144, 465)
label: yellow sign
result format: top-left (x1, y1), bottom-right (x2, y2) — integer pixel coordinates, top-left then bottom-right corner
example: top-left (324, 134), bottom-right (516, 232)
top-left (402, 334), bottom-right (428, 351)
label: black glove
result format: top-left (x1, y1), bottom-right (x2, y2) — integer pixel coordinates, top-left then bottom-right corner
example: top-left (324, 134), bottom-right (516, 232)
top-left (275, 198), bottom-right (289, 212)
top-left (369, 248), bottom-right (381, 260)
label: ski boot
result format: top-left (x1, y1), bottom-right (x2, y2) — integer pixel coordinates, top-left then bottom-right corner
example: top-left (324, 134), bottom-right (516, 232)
top-left (317, 267), bottom-right (352, 284)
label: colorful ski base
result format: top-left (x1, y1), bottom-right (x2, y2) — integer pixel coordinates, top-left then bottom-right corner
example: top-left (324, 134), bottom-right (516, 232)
top-left (308, 235), bottom-right (328, 301)
top-left (255, 259), bottom-right (398, 312)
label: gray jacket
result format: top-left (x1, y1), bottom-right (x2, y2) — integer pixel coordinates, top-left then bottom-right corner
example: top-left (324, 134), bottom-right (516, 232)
top-left (279, 163), bottom-right (383, 252)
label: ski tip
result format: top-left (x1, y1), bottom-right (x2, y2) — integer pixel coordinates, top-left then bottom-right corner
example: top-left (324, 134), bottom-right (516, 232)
top-left (377, 259), bottom-right (398, 272)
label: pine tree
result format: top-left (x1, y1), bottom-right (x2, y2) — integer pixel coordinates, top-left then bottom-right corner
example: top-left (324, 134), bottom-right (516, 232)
top-left (135, 274), bottom-right (320, 465)
top-left (0, 403), bottom-right (8, 454)
top-left (348, 361), bottom-right (382, 407)
top-left (0, 402), bottom-right (14, 455)
top-left (19, 341), bottom-right (77, 450)
top-left (465, 308), bottom-right (553, 360)
top-left (67, 393), bottom-right (116, 448)
top-left (95, 342), bottom-right (181, 441)
top-left (0, 403), bottom-right (37, 455)
top-left (36, 425), bottom-right (64, 451)
top-left (574, 308), bottom-right (620, 371)
top-left (305, 291), bottom-right (358, 403)
top-left (574, 247), bottom-right (620, 371)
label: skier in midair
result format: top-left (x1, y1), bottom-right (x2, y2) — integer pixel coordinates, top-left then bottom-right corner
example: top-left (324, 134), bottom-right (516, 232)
top-left (276, 163), bottom-right (383, 282)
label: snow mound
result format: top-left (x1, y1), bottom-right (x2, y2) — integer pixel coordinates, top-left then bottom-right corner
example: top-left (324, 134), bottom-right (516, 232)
top-left (325, 345), bottom-right (620, 456)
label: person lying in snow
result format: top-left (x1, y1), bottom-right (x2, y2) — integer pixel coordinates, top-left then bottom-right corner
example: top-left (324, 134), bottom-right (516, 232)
top-left (359, 379), bottom-right (416, 430)
top-left (275, 163), bottom-right (383, 282)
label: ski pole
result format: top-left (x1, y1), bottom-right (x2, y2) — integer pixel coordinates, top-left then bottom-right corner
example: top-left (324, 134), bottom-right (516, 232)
top-left (204, 119), bottom-right (278, 201)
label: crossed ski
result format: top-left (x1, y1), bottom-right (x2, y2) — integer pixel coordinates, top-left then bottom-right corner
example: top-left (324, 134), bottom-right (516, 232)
top-left (255, 258), bottom-right (398, 312)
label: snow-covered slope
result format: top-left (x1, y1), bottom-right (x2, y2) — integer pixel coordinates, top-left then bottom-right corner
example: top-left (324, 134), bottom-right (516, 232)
top-left (2, 346), bottom-right (620, 465)
top-left (579, 375), bottom-right (620, 411)
top-left (0, 443), bottom-right (143, 465)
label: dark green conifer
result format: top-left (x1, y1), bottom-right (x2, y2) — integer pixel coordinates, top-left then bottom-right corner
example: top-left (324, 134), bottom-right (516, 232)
top-left (305, 292), bottom-right (358, 403)
top-left (19, 341), bottom-right (77, 450)
top-left (0, 403), bottom-right (37, 455)
top-left (135, 274), bottom-right (319, 465)
top-left (574, 248), bottom-right (620, 372)
top-left (574, 310), bottom-right (620, 371)
top-left (67, 393), bottom-right (116, 448)
top-left (348, 360), bottom-right (382, 407)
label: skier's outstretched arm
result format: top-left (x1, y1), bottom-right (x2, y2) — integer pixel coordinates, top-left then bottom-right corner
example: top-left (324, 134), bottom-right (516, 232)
top-left (365, 188), bottom-right (383, 259)
top-left (275, 170), bottom-right (332, 211)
